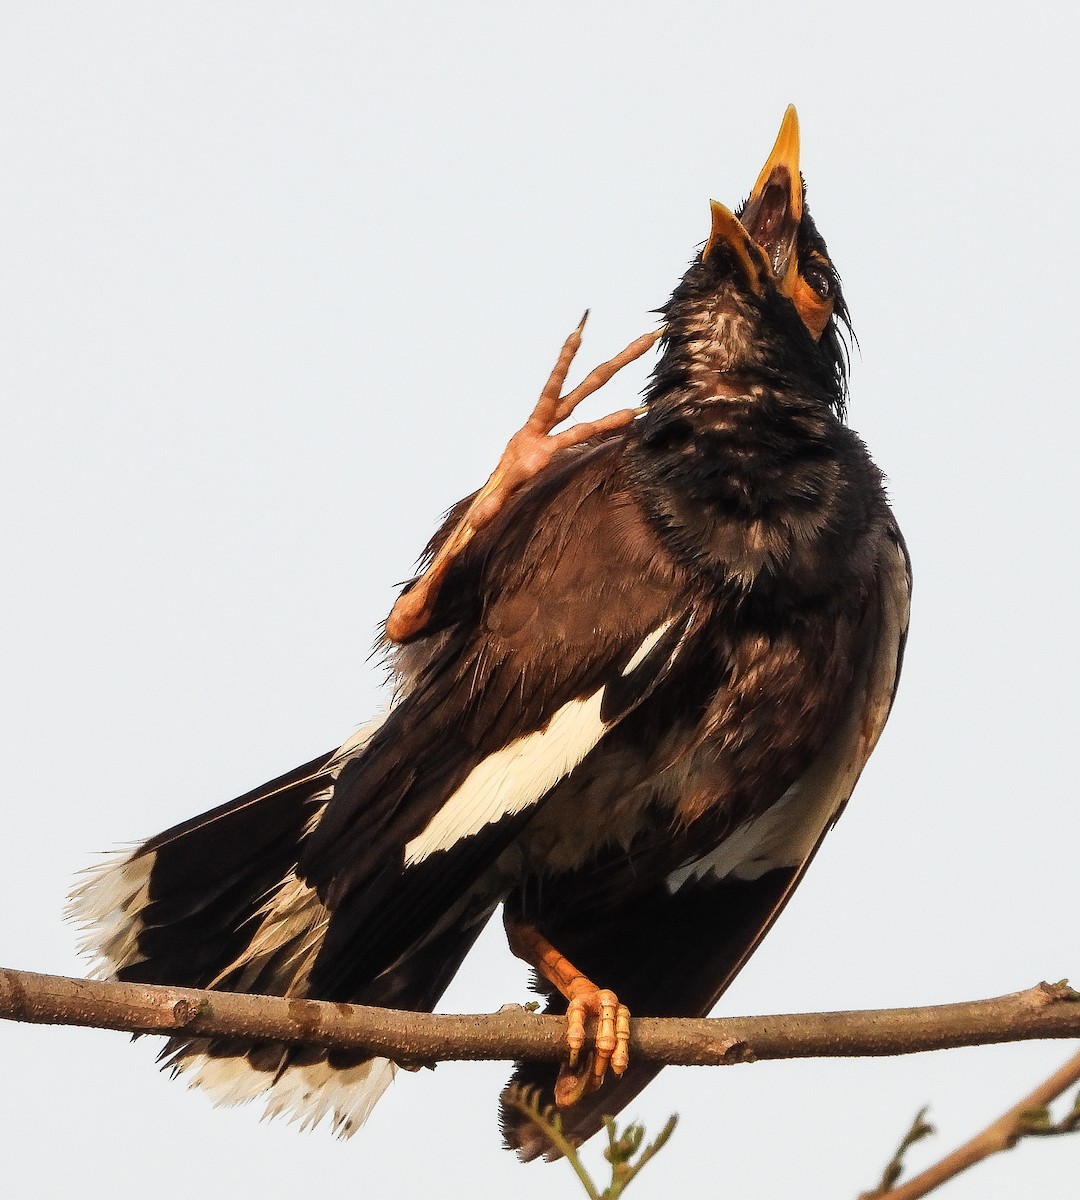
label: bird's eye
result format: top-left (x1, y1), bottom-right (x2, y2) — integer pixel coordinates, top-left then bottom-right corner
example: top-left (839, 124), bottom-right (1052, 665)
top-left (803, 264), bottom-right (833, 299)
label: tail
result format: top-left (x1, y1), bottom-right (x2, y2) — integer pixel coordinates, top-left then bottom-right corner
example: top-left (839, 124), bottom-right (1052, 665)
top-left (69, 726), bottom-right (482, 1137)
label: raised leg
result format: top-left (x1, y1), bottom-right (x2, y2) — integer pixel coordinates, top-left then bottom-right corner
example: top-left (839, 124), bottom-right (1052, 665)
top-left (504, 912), bottom-right (631, 1107)
top-left (384, 315), bottom-right (661, 644)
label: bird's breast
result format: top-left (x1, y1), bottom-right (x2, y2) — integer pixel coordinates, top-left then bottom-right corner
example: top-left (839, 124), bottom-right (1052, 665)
top-left (631, 395), bottom-right (880, 599)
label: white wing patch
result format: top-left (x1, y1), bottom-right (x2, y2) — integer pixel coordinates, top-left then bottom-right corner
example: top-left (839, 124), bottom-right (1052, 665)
top-left (622, 619), bottom-right (674, 675)
top-left (403, 622), bottom-right (689, 866)
top-left (404, 688), bottom-right (609, 865)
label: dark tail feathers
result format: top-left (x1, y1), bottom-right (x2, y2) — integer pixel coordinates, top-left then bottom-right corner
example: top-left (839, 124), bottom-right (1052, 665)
top-left (69, 740), bottom-right (482, 1136)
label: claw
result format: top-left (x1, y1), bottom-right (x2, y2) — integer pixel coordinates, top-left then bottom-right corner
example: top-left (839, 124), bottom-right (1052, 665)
top-left (384, 319), bottom-right (660, 644)
top-left (611, 1003), bottom-right (631, 1076)
top-left (503, 916), bottom-right (634, 1108)
top-left (554, 1058), bottom-right (593, 1108)
top-left (557, 984), bottom-right (632, 1105)
top-left (566, 997), bottom-right (588, 1068)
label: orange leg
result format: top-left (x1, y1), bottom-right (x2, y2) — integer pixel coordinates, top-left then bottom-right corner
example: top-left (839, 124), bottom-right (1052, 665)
top-left (505, 913), bottom-right (631, 1107)
top-left (384, 315), bottom-right (661, 644)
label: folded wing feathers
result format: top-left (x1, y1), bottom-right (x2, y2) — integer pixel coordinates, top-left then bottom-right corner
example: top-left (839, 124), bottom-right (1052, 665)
top-left (403, 689), bottom-right (610, 865)
top-left (666, 536), bottom-right (911, 896)
top-left (403, 618), bottom-right (691, 866)
top-left (67, 624), bottom-right (696, 1136)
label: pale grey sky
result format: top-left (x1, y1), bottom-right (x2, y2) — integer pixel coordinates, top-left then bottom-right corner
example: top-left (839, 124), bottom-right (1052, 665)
top-left (2, 4), bottom-right (1078, 1197)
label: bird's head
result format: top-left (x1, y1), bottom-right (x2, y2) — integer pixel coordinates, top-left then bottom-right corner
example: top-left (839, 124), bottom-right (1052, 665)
top-left (650, 106), bottom-right (852, 414)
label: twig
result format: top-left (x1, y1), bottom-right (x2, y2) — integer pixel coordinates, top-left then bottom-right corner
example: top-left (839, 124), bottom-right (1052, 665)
top-left (859, 1045), bottom-right (1080, 1199)
top-left (600, 1111), bottom-right (679, 1197)
top-left (2, 968), bottom-right (1080, 1068)
top-left (871, 1106), bottom-right (936, 1194)
top-left (503, 1087), bottom-right (602, 1198)
top-left (501, 1086), bottom-right (678, 1198)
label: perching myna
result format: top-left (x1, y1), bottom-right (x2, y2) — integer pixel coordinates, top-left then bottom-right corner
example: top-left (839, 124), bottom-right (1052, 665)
top-left (71, 106), bottom-right (910, 1158)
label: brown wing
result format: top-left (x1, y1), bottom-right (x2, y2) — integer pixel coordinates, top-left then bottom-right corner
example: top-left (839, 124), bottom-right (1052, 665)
top-left (297, 439), bottom-right (709, 1002)
top-left (501, 525), bottom-right (912, 1158)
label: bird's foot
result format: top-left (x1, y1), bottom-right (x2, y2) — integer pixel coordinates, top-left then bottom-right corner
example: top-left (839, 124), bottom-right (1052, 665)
top-left (383, 314), bottom-right (661, 644)
top-left (504, 913), bottom-right (632, 1107)
top-left (554, 982), bottom-right (631, 1106)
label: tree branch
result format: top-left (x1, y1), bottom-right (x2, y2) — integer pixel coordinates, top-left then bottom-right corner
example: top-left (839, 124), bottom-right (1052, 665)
top-left (859, 1047), bottom-right (1080, 1199)
top-left (1, 967), bottom-right (1079, 1068)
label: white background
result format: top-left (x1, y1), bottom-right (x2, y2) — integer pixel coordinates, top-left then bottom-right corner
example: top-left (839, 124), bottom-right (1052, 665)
top-left (2, 4), bottom-right (1078, 1197)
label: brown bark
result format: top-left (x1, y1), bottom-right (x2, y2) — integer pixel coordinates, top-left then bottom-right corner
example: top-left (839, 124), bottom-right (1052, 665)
top-left (1, 967), bottom-right (1078, 1068)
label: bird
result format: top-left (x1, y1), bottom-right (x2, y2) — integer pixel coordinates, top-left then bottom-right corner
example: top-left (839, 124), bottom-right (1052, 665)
top-left (70, 105), bottom-right (910, 1159)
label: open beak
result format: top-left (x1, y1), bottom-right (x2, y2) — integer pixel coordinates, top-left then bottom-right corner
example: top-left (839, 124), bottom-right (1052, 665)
top-left (702, 201), bottom-right (771, 295)
top-left (701, 106), bottom-right (833, 340)
top-left (738, 104), bottom-right (803, 293)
